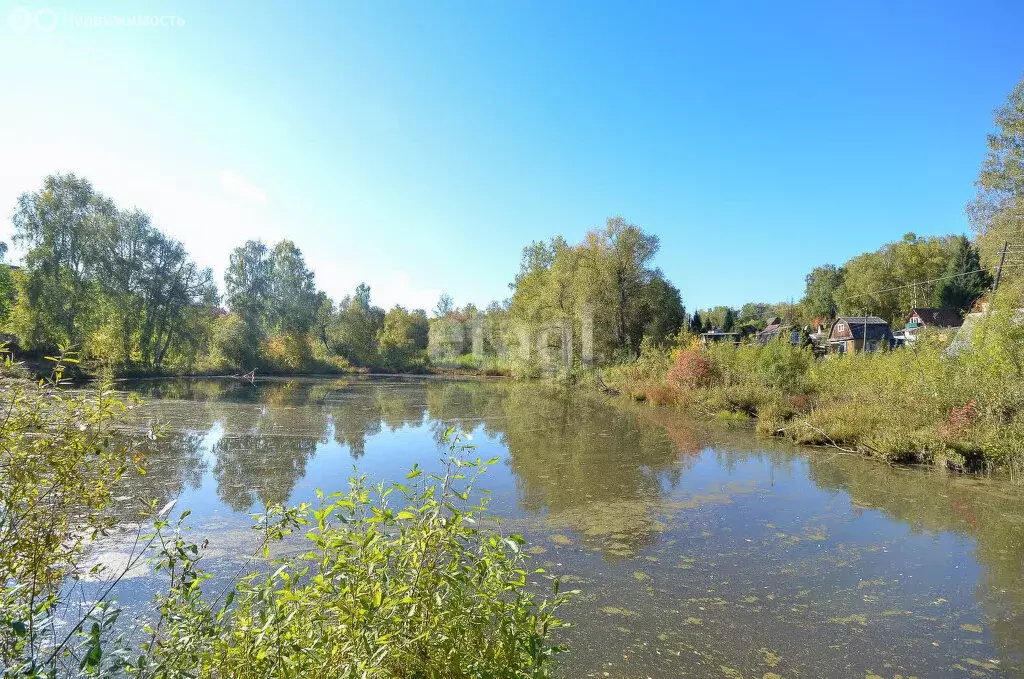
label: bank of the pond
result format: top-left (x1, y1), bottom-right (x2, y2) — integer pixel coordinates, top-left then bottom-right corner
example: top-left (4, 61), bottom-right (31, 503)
top-left (599, 312), bottom-right (1024, 475)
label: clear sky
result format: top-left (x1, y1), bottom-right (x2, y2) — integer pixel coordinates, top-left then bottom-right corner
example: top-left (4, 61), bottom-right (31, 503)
top-left (1, 1), bottom-right (1022, 312)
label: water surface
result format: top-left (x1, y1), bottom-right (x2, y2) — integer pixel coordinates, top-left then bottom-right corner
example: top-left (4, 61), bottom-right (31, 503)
top-left (102, 376), bottom-right (1024, 677)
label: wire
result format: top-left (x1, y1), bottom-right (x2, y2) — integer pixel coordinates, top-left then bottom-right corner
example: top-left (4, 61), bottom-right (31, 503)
top-left (843, 262), bottom-right (1024, 301)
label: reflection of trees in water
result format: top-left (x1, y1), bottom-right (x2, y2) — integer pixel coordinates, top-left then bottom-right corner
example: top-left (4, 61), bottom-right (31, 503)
top-left (212, 432), bottom-right (320, 510)
top-left (117, 430), bottom-right (208, 515)
top-left (808, 458), bottom-right (1024, 670)
top-left (424, 380), bottom-right (509, 446)
top-left (124, 377), bottom-right (356, 405)
top-left (209, 392), bottom-right (331, 510)
top-left (497, 386), bottom-right (696, 557)
top-left (329, 402), bottom-right (383, 459)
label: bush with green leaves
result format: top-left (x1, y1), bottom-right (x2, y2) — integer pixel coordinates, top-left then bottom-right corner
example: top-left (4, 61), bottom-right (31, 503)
top-left (0, 346), bottom-right (134, 676)
top-left (138, 440), bottom-right (573, 678)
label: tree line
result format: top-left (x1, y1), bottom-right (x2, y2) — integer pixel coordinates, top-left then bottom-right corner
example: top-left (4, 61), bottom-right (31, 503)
top-left (1, 73), bottom-right (1021, 373)
top-left (0, 176), bottom-right (434, 373)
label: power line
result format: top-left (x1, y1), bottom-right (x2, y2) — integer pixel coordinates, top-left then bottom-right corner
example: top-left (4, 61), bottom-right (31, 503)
top-left (844, 262), bottom-right (1024, 301)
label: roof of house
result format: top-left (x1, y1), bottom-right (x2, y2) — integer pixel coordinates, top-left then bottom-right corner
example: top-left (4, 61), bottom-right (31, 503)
top-left (830, 316), bottom-right (894, 342)
top-left (907, 307), bottom-right (961, 328)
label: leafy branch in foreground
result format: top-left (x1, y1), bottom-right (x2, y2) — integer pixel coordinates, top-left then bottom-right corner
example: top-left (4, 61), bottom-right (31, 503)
top-left (0, 344), bottom-right (136, 676)
top-left (134, 431), bottom-right (574, 678)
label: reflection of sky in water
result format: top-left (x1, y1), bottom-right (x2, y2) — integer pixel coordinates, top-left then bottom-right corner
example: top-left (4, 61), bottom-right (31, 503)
top-left (93, 377), bottom-right (1024, 678)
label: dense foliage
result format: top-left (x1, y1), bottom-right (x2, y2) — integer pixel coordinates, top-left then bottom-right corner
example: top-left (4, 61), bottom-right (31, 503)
top-left (8, 175), bottom-right (217, 370)
top-left (1, 179), bottom-right (435, 375)
top-left (506, 217), bottom-right (686, 363)
top-left (0, 348), bottom-right (131, 675)
top-left (142, 448), bottom-right (572, 679)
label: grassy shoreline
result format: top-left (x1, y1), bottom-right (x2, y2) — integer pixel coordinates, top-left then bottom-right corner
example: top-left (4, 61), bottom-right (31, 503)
top-left (599, 309), bottom-right (1024, 476)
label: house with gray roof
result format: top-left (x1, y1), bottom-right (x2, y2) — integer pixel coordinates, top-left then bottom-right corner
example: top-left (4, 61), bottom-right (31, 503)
top-left (826, 316), bottom-right (894, 354)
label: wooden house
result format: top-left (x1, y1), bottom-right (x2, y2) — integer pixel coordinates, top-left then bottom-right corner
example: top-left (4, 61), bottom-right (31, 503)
top-left (897, 307), bottom-right (962, 343)
top-left (756, 316), bottom-right (801, 346)
top-left (827, 316), bottom-right (894, 354)
top-left (699, 329), bottom-right (740, 346)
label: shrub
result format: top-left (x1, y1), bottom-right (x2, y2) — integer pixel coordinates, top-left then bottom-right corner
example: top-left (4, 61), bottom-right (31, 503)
top-left (0, 349), bottom-right (132, 676)
top-left (140, 436), bottom-right (574, 678)
top-left (211, 312), bottom-right (262, 370)
top-left (666, 348), bottom-right (719, 390)
top-left (262, 332), bottom-right (313, 372)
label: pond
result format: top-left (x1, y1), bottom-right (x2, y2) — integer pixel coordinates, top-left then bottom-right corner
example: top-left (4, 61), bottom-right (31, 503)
top-left (98, 375), bottom-right (1024, 677)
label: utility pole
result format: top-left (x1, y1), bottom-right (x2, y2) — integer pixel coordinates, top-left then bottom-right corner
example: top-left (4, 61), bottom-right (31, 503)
top-left (993, 241), bottom-right (1008, 292)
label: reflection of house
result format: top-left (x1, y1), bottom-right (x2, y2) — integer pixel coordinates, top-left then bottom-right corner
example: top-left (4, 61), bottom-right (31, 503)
top-left (756, 316), bottom-right (800, 346)
top-left (895, 307), bottom-right (962, 344)
top-left (699, 329), bottom-right (739, 346)
top-left (827, 316), bottom-right (894, 354)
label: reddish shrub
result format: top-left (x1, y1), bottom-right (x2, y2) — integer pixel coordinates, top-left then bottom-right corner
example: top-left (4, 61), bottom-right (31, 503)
top-left (666, 348), bottom-right (719, 391)
top-left (942, 399), bottom-right (979, 439)
top-left (786, 393), bottom-right (812, 413)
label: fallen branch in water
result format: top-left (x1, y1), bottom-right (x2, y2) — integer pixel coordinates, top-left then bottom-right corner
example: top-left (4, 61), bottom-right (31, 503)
top-left (776, 420), bottom-right (894, 467)
top-left (594, 371), bottom-right (620, 396)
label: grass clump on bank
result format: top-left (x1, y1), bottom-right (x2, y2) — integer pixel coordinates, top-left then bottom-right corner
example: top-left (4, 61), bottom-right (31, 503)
top-left (603, 304), bottom-right (1024, 473)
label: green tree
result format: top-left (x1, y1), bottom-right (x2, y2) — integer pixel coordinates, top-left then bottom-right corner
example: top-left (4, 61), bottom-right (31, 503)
top-left (267, 239), bottom-right (318, 335)
top-left (601, 217), bottom-right (660, 353)
top-left (801, 264), bottom-right (844, 322)
top-left (0, 243), bottom-right (13, 326)
top-left (11, 173), bottom-right (113, 348)
top-left (312, 292), bottom-right (334, 351)
top-left (434, 292), bottom-right (454, 318)
top-left (638, 274), bottom-right (685, 343)
top-left (932, 235), bottom-right (991, 316)
top-left (509, 220), bottom-right (667, 361)
top-left (969, 74), bottom-right (1024, 297)
top-left (224, 240), bottom-right (272, 330)
top-left (722, 307), bottom-right (736, 333)
top-left (330, 283), bottom-right (385, 366)
top-left (836, 233), bottom-right (954, 323)
top-left (378, 305), bottom-right (430, 371)
top-left (212, 312), bottom-right (262, 369)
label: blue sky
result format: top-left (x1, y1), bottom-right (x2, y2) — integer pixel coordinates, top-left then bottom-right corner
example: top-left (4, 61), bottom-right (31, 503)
top-left (1, 1), bottom-right (1022, 311)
